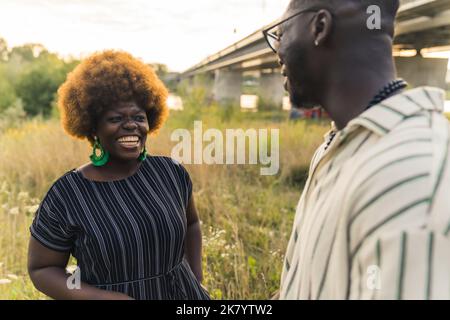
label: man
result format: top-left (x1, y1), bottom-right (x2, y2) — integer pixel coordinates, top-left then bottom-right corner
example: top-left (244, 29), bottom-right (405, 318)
top-left (263, 0), bottom-right (450, 299)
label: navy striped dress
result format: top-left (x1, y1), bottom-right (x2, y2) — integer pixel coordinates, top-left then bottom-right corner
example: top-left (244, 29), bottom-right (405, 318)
top-left (30, 155), bottom-right (210, 300)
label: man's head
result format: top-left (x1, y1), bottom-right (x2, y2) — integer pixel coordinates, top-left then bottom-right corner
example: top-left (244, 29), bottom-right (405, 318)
top-left (277, 0), bottom-right (400, 108)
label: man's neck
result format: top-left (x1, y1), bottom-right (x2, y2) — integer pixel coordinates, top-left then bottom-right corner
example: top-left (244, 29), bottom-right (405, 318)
top-left (319, 61), bottom-right (396, 130)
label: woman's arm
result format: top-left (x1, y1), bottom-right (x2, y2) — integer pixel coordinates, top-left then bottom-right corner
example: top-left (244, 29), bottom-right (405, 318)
top-left (27, 237), bottom-right (133, 300)
top-left (184, 195), bottom-right (203, 283)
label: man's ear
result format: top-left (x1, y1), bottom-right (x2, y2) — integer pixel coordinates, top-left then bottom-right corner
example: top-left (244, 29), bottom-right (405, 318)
top-left (311, 9), bottom-right (333, 47)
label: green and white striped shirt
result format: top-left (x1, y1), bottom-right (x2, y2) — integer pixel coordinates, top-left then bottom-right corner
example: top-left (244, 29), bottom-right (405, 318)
top-left (280, 87), bottom-right (450, 300)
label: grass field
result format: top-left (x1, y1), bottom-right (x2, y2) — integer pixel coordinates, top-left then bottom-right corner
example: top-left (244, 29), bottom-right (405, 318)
top-left (0, 104), bottom-right (329, 300)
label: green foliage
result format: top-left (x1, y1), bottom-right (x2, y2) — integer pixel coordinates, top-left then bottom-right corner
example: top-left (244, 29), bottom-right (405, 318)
top-left (212, 101), bottom-right (242, 123)
top-left (257, 95), bottom-right (280, 112)
top-left (9, 45), bottom-right (35, 62)
top-left (16, 52), bottom-right (77, 117)
top-left (150, 63), bottom-right (168, 79)
top-left (175, 82), bottom-right (209, 128)
top-left (0, 65), bottom-right (17, 112)
top-left (0, 38), bottom-right (79, 118)
top-left (0, 38), bottom-right (7, 61)
top-left (0, 100), bottom-right (26, 132)
top-left (16, 71), bottom-right (56, 117)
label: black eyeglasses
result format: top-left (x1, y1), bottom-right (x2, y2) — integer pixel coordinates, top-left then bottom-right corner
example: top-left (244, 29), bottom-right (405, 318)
top-left (262, 9), bottom-right (319, 54)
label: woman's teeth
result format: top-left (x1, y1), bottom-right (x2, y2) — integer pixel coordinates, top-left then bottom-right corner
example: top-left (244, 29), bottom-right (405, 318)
top-left (117, 136), bottom-right (140, 148)
top-left (119, 141), bottom-right (139, 147)
top-left (118, 136), bottom-right (139, 142)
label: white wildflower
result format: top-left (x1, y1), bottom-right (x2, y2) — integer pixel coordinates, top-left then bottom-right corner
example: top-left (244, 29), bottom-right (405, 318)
top-left (0, 279), bottom-right (12, 285)
top-left (8, 207), bottom-right (19, 215)
top-left (17, 191), bottom-right (29, 201)
top-left (7, 274), bottom-right (18, 280)
top-left (26, 205), bottom-right (39, 215)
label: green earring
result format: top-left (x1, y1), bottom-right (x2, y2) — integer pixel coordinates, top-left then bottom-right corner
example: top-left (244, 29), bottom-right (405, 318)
top-left (90, 137), bottom-right (110, 167)
top-left (138, 146), bottom-right (147, 162)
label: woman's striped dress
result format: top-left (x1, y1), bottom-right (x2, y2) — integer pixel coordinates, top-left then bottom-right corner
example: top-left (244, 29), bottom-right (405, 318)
top-left (30, 155), bottom-right (210, 300)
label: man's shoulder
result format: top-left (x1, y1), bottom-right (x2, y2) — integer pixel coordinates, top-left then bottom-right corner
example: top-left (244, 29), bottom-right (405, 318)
top-left (355, 104), bottom-right (449, 165)
top-left (344, 113), bottom-right (449, 211)
top-left (353, 86), bottom-right (446, 137)
top-left (344, 124), bottom-right (437, 197)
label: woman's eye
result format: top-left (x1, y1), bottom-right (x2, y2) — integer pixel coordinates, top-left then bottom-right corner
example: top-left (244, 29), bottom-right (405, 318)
top-left (134, 115), bottom-right (146, 122)
top-left (109, 117), bottom-right (122, 122)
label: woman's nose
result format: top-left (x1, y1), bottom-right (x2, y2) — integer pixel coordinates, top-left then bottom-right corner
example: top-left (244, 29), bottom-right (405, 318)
top-left (123, 119), bottom-right (138, 130)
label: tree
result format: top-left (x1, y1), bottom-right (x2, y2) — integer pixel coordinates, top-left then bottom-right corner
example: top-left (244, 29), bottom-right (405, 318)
top-left (15, 52), bottom-right (76, 117)
top-left (9, 43), bottom-right (46, 62)
top-left (150, 63), bottom-right (169, 79)
top-left (0, 41), bottom-right (80, 118)
top-left (0, 37), bottom-right (8, 61)
top-left (0, 71), bottom-right (17, 112)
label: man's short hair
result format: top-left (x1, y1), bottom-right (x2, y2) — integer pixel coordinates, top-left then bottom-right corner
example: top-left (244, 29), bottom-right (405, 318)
top-left (291, 0), bottom-right (400, 20)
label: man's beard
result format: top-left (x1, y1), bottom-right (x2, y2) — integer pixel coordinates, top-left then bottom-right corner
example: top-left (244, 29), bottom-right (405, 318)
top-left (287, 78), bottom-right (317, 109)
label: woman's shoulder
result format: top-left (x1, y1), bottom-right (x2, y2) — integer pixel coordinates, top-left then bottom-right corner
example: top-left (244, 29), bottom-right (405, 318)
top-left (44, 168), bottom-right (79, 196)
top-left (146, 155), bottom-right (190, 177)
top-left (36, 170), bottom-right (76, 213)
top-left (146, 155), bottom-right (185, 169)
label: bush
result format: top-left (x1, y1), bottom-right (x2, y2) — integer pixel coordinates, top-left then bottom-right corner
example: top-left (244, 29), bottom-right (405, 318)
top-left (15, 53), bottom-right (72, 117)
top-left (0, 65), bottom-right (17, 112)
top-left (0, 99), bottom-right (26, 132)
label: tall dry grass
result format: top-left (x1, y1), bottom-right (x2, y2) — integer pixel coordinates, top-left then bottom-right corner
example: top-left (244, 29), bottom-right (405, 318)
top-left (0, 107), bottom-right (329, 300)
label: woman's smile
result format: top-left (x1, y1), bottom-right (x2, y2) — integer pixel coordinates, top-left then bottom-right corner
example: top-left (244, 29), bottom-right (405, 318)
top-left (117, 135), bottom-right (141, 149)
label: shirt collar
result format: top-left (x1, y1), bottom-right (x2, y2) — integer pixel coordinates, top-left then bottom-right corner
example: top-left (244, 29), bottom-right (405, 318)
top-left (325, 86), bottom-right (445, 144)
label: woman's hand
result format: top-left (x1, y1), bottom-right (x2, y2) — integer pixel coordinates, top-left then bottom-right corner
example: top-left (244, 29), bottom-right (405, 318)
top-left (99, 291), bottom-right (135, 300)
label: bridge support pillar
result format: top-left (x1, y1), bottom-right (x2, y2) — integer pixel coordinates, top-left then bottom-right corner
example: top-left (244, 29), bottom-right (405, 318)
top-left (213, 69), bottom-right (242, 105)
top-left (395, 55), bottom-right (449, 89)
top-left (259, 72), bottom-right (285, 109)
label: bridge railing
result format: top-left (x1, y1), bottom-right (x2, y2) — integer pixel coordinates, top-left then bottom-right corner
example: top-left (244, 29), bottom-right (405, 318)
top-left (183, 0), bottom-right (450, 75)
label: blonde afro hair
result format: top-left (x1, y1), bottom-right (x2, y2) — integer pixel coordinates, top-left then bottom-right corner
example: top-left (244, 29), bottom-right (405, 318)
top-left (57, 50), bottom-right (169, 146)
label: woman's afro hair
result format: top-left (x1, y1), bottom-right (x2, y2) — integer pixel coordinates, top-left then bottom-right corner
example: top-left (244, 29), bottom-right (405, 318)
top-left (57, 50), bottom-right (169, 146)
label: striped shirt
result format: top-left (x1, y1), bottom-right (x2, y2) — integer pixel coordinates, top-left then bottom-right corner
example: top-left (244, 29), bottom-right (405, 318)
top-left (280, 87), bottom-right (450, 300)
top-left (30, 156), bottom-right (210, 300)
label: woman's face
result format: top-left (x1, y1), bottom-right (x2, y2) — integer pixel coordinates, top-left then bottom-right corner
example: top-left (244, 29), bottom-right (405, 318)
top-left (94, 101), bottom-right (149, 163)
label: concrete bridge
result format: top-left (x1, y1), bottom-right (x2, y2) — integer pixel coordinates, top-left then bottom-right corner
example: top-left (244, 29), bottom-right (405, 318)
top-left (181, 0), bottom-right (450, 109)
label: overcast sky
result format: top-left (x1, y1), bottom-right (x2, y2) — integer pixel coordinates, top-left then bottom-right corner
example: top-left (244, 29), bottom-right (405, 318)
top-left (0, 0), bottom-right (290, 71)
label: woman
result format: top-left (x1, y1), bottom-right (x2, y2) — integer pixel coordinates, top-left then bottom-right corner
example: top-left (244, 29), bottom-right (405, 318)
top-left (27, 50), bottom-right (210, 300)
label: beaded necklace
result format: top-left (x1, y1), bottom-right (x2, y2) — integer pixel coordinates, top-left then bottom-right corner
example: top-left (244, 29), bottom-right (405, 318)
top-left (324, 79), bottom-right (408, 150)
